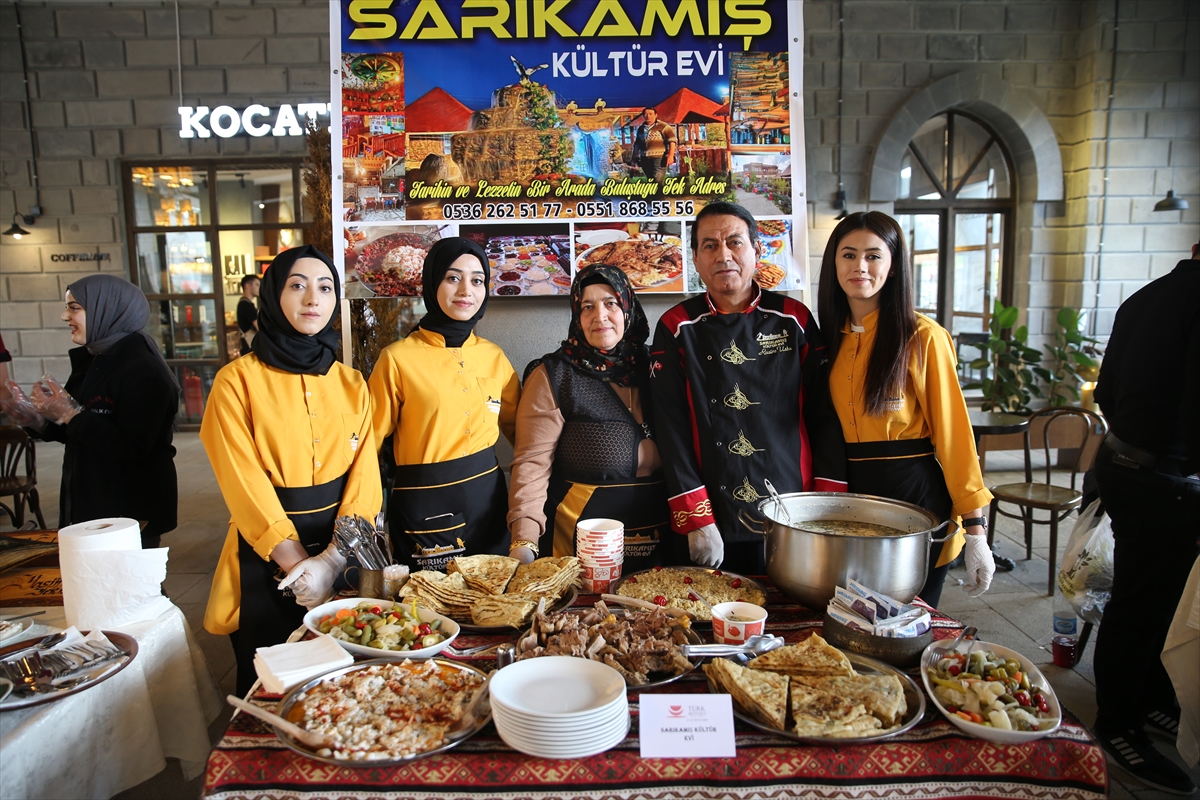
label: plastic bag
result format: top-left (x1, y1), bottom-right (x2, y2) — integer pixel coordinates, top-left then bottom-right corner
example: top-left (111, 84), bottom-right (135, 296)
top-left (0, 381), bottom-right (46, 431)
top-left (30, 374), bottom-right (82, 425)
top-left (1057, 499), bottom-right (1114, 624)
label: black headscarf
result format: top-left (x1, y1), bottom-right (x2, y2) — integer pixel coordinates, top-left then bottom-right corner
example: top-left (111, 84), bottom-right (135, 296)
top-left (66, 274), bottom-right (180, 390)
top-left (252, 245), bottom-right (341, 375)
top-left (416, 238), bottom-right (490, 348)
top-left (559, 264), bottom-right (649, 387)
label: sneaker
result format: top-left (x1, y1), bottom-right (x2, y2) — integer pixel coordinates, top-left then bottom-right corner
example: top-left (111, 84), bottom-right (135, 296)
top-left (1094, 723), bottom-right (1197, 796)
top-left (1146, 708), bottom-right (1182, 742)
top-left (993, 551), bottom-right (1016, 572)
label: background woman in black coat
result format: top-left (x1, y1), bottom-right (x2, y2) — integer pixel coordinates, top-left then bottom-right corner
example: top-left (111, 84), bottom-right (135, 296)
top-left (6, 275), bottom-right (180, 547)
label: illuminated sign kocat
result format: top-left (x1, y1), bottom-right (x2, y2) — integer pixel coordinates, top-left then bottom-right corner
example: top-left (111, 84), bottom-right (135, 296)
top-left (177, 103), bottom-right (331, 138)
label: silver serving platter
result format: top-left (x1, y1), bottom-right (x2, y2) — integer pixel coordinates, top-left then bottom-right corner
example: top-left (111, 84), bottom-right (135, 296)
top-left (608, 568), bottom-right (768, 624)
top-left (274, 657), bottom-right (490, 766)
top-left (456, 584), bottom-right (578, 633)
top-left (707, 650), bottom-right (926, 745)
top-left (0, 631), bottom-right (138, 712)
top-left (516, 606), bottom-right (703, 691)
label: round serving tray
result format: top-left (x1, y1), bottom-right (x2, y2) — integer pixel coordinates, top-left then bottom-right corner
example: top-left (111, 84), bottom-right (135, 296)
top-left (608, 568), bottom-right (768, 625)
top-left (0, 631), bottom-right (139, 712)
top-left (514, 605), bottom-right (702, 691)
top-left (274, 657), bottom-right (491, 766)
top-left (707, 649), bottom-right (926, 745)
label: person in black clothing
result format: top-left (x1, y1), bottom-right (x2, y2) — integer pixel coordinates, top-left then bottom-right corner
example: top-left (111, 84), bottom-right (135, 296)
top-left (1090, 243), bottom-right (1200, 796)
top-left (649, 202), bottom-right (846, 574)
top-left (4, 275), bottom-right (180, 548)
top-left (237, 274), bottom-right (261, 356)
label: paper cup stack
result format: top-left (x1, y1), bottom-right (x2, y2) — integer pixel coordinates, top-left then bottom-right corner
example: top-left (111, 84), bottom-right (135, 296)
top-left (575, 518), bottom-right (624, 594)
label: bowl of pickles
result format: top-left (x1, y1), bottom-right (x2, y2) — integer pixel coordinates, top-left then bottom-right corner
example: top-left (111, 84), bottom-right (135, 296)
top-left (304, 598), bottom-right (459, 660)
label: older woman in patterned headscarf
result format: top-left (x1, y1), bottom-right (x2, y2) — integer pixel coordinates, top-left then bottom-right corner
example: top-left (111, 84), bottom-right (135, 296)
top-left (507, 264), bottom-right (677, 570)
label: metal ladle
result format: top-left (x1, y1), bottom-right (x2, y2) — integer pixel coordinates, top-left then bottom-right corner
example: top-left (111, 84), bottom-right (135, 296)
top-left (763, 479), bottom-right (796, 527)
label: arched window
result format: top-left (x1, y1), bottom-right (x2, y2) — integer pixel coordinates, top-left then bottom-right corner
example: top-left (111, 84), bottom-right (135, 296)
top-left (894, 110), bottom-right (1016, 337)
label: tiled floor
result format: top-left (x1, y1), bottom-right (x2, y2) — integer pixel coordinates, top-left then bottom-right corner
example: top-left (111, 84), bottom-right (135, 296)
top-left (7, 433), bottom-right (1198, 799)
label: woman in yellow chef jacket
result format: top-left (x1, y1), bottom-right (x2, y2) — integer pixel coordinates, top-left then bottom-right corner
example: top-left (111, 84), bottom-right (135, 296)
top-left (817, 212), bottom-right (995, 607)
top-left (201, 246), bottom-right (382, 694)
top-left (369, 238), bottom-right (520, 572)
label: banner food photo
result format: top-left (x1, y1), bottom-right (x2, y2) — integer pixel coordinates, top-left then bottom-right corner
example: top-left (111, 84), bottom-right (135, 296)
top-left (332, 0), bottom-right (806, 301)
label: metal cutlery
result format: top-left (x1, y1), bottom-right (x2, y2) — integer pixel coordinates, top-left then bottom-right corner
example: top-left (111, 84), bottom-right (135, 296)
top-left (921, 625), bottom-right (978, 673)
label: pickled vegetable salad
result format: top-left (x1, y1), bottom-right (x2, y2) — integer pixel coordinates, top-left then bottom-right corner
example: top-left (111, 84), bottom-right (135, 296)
top-left (928, 649), bottom-right (1055, 731)
top-left (317, 600), bottom-right (447, 651)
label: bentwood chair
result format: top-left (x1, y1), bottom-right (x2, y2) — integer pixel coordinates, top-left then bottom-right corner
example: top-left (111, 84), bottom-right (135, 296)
top-left (0, 425), bottom-right (47, 529)
top-left (987, 407), bottom-right (1108, 594)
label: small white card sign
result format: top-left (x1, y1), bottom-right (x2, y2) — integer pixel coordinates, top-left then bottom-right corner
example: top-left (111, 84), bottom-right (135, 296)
top-left (639, 693), bottom-right (736, 758)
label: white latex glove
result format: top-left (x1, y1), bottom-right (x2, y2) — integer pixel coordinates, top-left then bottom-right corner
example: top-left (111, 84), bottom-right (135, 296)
top-left (688, 523), bottom-right (724, 568)
top-left (278, 541), bottom-right (347, 609)
top-left (509, 541), bottom-right (537, 564)
top-left (962, 534), bottom-right (995, 597)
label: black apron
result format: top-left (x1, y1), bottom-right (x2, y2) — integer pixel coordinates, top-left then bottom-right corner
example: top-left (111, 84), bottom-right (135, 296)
top-left (234, 473), bottom-right (346, 695)
top-left (845, 438), bottom-right (956, 607)
top-left (388, 448), bottom-right (508, 572)
top-left (543, 473), bottom-right (672, 573)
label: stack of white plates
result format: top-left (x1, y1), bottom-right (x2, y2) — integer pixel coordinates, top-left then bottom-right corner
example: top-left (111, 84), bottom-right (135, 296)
top-left (489, 656), bottom-right (630, 759)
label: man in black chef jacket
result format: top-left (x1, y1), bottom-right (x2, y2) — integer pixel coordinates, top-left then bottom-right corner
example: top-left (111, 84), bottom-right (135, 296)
top-left (1090, 243), bottom-right (1199, 796)
top-left (650, 202), bottom-right (847, 573)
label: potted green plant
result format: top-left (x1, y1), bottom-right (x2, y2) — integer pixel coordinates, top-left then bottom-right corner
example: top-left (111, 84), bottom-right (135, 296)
top-left (965, 301), bottom-right (1043, 414)
top-left (1033, 307), bottom-right (1103, 408)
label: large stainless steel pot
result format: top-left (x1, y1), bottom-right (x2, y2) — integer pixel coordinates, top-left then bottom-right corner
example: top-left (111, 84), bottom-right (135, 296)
top-left (738, 492), bottom-right (955, 609)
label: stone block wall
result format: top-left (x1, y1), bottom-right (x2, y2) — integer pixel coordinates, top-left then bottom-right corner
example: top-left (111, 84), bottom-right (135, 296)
top-left (802, 0), bottom-right (1198, 346)
top-left (0, 0), bottom-right (330, 383)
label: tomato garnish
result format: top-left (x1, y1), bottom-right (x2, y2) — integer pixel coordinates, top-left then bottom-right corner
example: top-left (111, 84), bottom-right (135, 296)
top-left (653, 595), bottom-right (667, 606)
top-left (730, 579), bottom-right (743, 589)
top-left (682, 576), bottom-right (693, 584)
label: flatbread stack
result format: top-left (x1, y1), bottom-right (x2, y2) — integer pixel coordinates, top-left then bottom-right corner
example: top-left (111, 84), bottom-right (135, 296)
top-left (746, 633), bottom-right (856, 678)
top-left (400, 556), bottom-right (581, 628)
top-left (399, 571), bottom-right (482, 618)
top-left (447, 554), bottom-right (521, 595)
top-left (509, 556), bottom-right (581, 596)
top-left (705, 634), bottom-right (907, 738)
top-left (704, 656), bottom-right (788, 730)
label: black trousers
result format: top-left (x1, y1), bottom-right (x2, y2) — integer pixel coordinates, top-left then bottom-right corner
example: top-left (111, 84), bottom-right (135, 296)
top-left (1093, 443), bottom-right (1200, 730)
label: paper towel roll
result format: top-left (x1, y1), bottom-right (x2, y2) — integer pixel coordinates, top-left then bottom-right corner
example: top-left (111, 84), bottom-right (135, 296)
top-left (59, 517), bottom-right (173, 629)
top-left (59, 518), bottom-right (143, 552)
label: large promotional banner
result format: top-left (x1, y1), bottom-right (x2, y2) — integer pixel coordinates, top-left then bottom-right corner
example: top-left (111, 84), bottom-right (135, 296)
top-left (332, 0), bottom-right (806, 298)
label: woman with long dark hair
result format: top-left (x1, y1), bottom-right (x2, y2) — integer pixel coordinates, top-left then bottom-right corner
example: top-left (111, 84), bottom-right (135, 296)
top-left (369, 238), bottom-right (520, 572)
top-left (507, 263), bottom-right (673, 569)
top-left (201, 246), bottom-right (382, 694)
top-left (817, 211), bottom-right (994, 606)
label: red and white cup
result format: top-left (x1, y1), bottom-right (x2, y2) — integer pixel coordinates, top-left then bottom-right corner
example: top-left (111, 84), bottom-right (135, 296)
top-left (576, 518), bottom-right (624, 593)
top-left (711, 602), bottom-right (768, 645)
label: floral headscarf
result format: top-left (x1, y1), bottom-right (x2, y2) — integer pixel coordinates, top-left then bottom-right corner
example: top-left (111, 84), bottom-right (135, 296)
top-left (560, 264), bottom-right (649, 387)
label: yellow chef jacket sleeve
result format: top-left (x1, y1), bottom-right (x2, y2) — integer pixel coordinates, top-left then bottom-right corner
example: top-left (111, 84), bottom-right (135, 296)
top-left (499, 361), bottom-right (521, 446)
top-left (200, 366), bottom-right (299, 562)
top-left (337, 378), bottom-right (383, 522)
top-left (914, 322), bottom-right (993, 518)
top-left (368, 346), bottom-right (404, 450)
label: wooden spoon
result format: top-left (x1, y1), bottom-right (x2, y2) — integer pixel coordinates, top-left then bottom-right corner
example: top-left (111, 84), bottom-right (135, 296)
top-left (601, 593), bottom-right (691, 619)
top-left (226, 694), bottom-right (336, 751)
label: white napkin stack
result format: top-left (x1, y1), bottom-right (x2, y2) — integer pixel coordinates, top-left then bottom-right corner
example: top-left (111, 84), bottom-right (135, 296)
top-left (253, 635), bottom-right (353, 695)
top-left (58, 518), bottom-right (174, 630)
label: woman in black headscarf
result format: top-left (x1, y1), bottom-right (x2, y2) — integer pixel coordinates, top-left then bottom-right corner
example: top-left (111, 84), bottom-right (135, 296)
top-left (506, 264), bottom-right (675, 570)
top-left (200, 245), bottom-right (382, 695)
top-left (369, 238), bottom-right (520, 572)
top-left (0, 274), bottom-right (180, 547)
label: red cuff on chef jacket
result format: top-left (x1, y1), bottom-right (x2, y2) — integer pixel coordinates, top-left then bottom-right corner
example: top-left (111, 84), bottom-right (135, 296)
top-left (813, 478), bottom-right (848, 493)
top-left (668, 487), bottom-right (716, 534)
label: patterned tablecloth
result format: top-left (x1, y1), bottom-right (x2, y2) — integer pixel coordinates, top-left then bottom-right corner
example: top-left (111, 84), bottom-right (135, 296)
top-left (204, 587), bottom-right (1109, 800)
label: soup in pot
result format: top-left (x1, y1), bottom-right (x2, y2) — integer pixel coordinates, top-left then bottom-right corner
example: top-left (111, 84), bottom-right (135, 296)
top-left (796, 519), bottom-right (906, 538)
